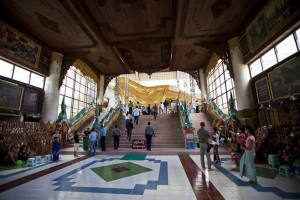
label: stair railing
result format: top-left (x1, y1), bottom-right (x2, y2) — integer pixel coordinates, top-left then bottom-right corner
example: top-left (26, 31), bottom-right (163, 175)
top-left (98, 106), bottom-right (121, 129)
top-left (206, 99), bottom-right (230, 122)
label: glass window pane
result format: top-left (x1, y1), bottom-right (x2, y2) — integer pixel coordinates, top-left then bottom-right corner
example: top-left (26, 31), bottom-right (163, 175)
top-left (249, 59), bottom-right (262, 77)
top-left (65, 97), bottom-right (72, 107)
top-left (261, 48), bottom-right (277, 70)
top-left (79, 93), bottom-right (85, 101)
top-left (87, 96), bottom-right (91, 104)
top-left (214, 70), bottom-right (219, 78)
top-left (79, 101), bottom-right (85, 110)
top-left (59, 85), bottom-right (66, 95)
top-left (65, 87), bottom-right (73, 97)
top-left (296, 28), bottom-right (300, 49)
top-left (13, 66), bottom-right (30, 83)
top-left (220, 73), bottom-right (224, 84)
top-left (0, 59), bottom-right (13, 78)
top-left (231, 79), bottom-right (235, 88)
top-left (75, 81), bottom-right (80, 91)
top-left (215, 77), bottom-right (220, 86)
top-left (67, 69), bottom-right (75, 79)
top-left (66, 106), bottom-right (71, 118)
top-left (80, 84), bottom-right (86, 93)
top-left (226, 79), bottom-right (232, 90)
top-left (66, 77), bottom-right (74, 87)
top-left (276, 35), bottom-right (297, 62)
top-left (224, 70), bottom-right (230, 80)
top-left (76, 73), bottom-right (81, 81)
top-left (81, 77), bottom-right (87, 86)
top-left (73, 100), bottom-right (79, 109)
top-left (218, 65), bottom-right (223, 75)
top-left (216, 87), bottom-right (221, 96)
top-left (222, 94), bottom-right (227, 104)
top-left (30, 73), bottom-right (44, 88)
top-left (74, 90), bottom-right (79, 100)
top-left (223, 63), bottom-right (227, 70)
top-left (217, 96), bottom-right (222, 105)
top-left (221, 83), bottom-right (226, 93)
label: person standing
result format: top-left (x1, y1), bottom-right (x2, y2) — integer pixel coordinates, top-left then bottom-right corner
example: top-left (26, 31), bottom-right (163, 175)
top-left (52, 129), bottom-right (61, 162)
top-left (147, 104), bottom-right (151, 115)
top-left (240, 126), bottom-right (257, 184)
top-left (194, 100), bottom-right (200, 113)
top-left (128, 100), bottom-right (133, 115)
top-left (160, 102), bottom-right (164, 115)
top-left (163, 100), bottom-right (169, 114)
top-left (212, 127), bottom-right (220, 164)
top-left (197, 122), bottom-right (213, 170)
top-left (152, 103), bottom-right (158, 120)
top-left (133, 106), bottom-right (140, 125)
top-left (89, 128), bottom-right (98, 156)
top-left (126, 118), bottom-right (134, 141)
top-left (73, 130), bottom-right (80, 157)
top-left (235, 126), bottom-right (246, 167)
top-left (145, 121), bottom-right (155, 151)
top-left (112, 125), bottom-right (121, 150)
top-left (125, 111), bottom-right (131, 125)
top-left (100, 125), bottom-right (107, 151)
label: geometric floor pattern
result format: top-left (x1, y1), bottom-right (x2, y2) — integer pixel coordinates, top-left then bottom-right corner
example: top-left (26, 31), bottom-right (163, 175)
top-left (1, 154), bottom-right (300, 200)
top-left (91, 161), bottom-right (152, 182)
top-left (52, 157), bottom-right (168, 195)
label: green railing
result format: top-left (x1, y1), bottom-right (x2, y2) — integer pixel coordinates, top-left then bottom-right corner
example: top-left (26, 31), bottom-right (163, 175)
top-left (208, 100), bottom-right (230, 122)
top-left (99, 106), bottom-right (120, 127)
top-left (68, 105), bottom-right (94, 125)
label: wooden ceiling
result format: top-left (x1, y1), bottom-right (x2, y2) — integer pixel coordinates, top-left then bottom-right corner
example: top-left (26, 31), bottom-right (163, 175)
top-left (0, 0), bottom-right (262, 77)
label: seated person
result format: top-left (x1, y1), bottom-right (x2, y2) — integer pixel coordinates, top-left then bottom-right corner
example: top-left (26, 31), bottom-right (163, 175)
top-left (18, 145), bottom-right (29, 162)
top-left (3, 146), bottom-right (18, 166)
top-left (141, 106), bottom-right (148, 115)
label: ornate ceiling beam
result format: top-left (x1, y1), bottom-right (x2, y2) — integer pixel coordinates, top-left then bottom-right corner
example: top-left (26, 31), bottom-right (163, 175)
top-left (195, 41), bottom-right (234, 79)
top-left (59, 51), bottom-right (90, 89)
top-left (185, 70), bottom-right (200, 90)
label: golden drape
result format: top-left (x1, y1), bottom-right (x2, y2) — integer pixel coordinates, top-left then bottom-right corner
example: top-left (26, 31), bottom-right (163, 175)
top-left (117, 77), bottom-right (188, 106)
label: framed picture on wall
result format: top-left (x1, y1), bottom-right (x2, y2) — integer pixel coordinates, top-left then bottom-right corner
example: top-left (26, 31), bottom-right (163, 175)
top-left (268, 56), bottom-right (300, 100)
top-left (0, 80), bottom-right (24, 110)
top-left (0, 20), bottom-right (41, 68)
top-left (255, 77), bottom-right (271, 104)
top-left (246, 0), bottom-right (300, 53)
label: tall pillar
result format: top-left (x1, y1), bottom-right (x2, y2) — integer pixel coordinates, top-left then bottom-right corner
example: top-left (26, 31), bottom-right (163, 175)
top-left (41, 52), bottom-right (64, 123)
top-left (98, 74), bottom-right (105, 105)
top-left (135, 71), bottom-right (139, 83)
top-left (228, 38), bottom-right (254, 110)
top-left (199, 68), bottom-right (207, 100)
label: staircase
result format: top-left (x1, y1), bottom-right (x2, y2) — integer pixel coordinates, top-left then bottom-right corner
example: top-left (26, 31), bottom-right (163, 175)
top-left (105, 113), bottom-right (185, 148)
top-left (189, 112), bottom-right (213, 132)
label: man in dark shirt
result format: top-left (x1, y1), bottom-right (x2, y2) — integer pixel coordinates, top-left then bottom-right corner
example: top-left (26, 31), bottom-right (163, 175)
top-left (144, 121), bottom-right (155, 151)
top-left (112, 125), bottom-right (121, 150)
top-left (126, 119), bottom-right (134, 141)
top-left (73, 131), bottom-right (80, 157)
top-left (197, 122), bottom-right (213, 170)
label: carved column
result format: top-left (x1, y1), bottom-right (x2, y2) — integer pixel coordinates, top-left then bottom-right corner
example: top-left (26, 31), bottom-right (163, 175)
top-left (228, 37), bottom-right (254, 110)
top-left (41, 52), bottom-right (64, 123)
top-left (199, 68), bottom-right (207, 100)
top-left (98, 74), bottom-right (105, 105)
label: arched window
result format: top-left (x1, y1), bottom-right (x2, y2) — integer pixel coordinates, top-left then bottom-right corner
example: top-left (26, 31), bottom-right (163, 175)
top-left (58, 66), bottom-right (97, 118)
top-left (207, 60), bottom-right (237, 114)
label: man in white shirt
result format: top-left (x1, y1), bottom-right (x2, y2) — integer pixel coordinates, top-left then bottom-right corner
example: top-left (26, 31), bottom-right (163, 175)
top-left (133, 106), bottom-right (140, 125)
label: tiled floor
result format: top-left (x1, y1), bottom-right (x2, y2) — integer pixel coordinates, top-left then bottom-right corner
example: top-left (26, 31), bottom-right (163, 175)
top-left (0, 153), bottom-right (300, 200)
